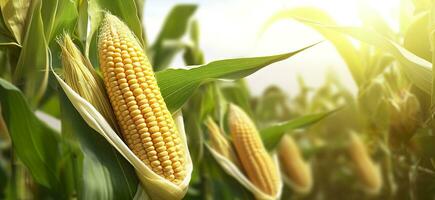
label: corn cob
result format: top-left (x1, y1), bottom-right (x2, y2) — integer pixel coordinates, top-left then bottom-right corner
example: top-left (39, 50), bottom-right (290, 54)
top-left (205, 117), bottom-right (239, 166)
top-left (228, 104), bottom-right (280, 196)
top-left (59, 34), bottom-right (120, 133)
top-left (348, 132), bottom-right (382, 194)
top-left (278, 135), bottom-right (312, 194)
top-left (98, 14), bottom-right (185, 184)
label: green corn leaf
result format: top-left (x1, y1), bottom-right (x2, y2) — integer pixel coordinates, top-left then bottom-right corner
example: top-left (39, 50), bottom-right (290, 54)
top-left (275, 17), bottom-right (433, 95)
top-left (0, 78), bottom-right (61, 190)
top-left (157, 43), bottom-right (317, 113)
top-left (87, 0), bottom-right (144, 55)
top-left (263, 7), bottom-right (364, 86)
top-left (0, 0), bottom-right (30, 44)
top-left (13, 0), bottom-right (48, 107)
top-left (41, 0), bottom-right (78, 43)
top-left (151, 4), bottom-right (198, 71)
top-left (261, 109), bottom-right (337, 150)
top-left (404, 12), bottom-right (430, 62)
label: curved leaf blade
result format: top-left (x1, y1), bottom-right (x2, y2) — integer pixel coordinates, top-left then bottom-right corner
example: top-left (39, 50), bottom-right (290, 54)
top-left (0, 78), bottom-right (60, 189)
top-left (151, 4), bottom-right (198, 70)
top-left (280, 18), bottom-right (433, 95)
top-left (0, 0), bottom-right (30, 44)
top-left (157, 43), bottom-right (318, 112)
top-left (263, 7), bottom-right (364, 85)
top-left (88, 0), bottom-right (144, 48)
top-left (261, 109), bottom-right (337, 150)
top-left (12, 0), bottom-right (48, 105)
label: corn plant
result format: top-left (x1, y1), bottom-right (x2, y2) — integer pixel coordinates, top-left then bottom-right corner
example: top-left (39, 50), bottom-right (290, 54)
top-left (2, 0), bottom-right (433, 199)
top-left (0, 0), bottom-right (319, 199)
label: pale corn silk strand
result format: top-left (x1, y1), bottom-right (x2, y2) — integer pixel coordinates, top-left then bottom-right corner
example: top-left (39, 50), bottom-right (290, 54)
top-left (98, 13), bottom-right (186, 184)
top-left (58, 34), bottom-right (120, 134)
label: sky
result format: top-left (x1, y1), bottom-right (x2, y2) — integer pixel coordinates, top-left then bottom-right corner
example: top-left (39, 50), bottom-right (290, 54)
top-left (144, 0), bottom-right (402, 96)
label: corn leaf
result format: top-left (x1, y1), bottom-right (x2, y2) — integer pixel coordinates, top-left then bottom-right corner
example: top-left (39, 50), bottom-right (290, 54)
top-left (410, 128), bottom-right (435, 158)
top-left (0, 13), bottom-right (20, 46)
top-left (59, 91), bottom-right (139, 200)
top-left (156, 43), bottom-right (317, 113)
top-left (88, 0), bottom-right (144, 52)
top-left (404, 12), bottom-right (430, 62)
top-left (151, 4), bottom-right (197, 71)
top-left (12, 0), bottom-right (48, 105)
top-left (220, 80), bottom-right (254, 119)
top-left (331, 26), bottom-right (432, 95)
top-left (261, 110), bottom-right (337, 150)
top-left (358, 1), bottom-right (395, 40)
top-left (41, 0), bottom-right (78, 43)
top-left (263, 7), bottom-right (364, 86)
top-left (76, 0), bottom-right (88, 45)
top-left (0, 33), bottom-right (19, 47)
top-left (0, 78), bottom-right (61, 189)
top-left (282, 18), bottom-right (433, 95)
top-left (0, 0), bottom-right (30, 44)
top-left (134, 0), bottom-right (145, 20)
top-left (41, 0), bottom-right (78, 69)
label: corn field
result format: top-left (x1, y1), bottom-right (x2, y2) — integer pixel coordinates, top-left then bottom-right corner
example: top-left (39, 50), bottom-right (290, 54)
top-left (0, 0), bottom-right (434, 199)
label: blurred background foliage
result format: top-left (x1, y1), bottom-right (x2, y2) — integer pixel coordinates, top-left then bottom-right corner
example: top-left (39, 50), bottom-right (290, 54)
top-left (0, 0), bottom-right (435, 199)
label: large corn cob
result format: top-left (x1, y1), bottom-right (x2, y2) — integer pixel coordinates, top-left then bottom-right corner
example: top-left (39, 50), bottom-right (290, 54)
top-left (98, 14), bottom-right (185, 184)
top-left (278, 135), bottom-right (312, 194)
top-left (348, 132), bottom-right (382, 194)
top-left (228, 104), bottom-right (280, 196)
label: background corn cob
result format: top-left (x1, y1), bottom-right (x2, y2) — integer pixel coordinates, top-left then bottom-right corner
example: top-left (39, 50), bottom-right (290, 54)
top-left (278, 135), bottom-right (312, 194)
top-left (59, 34), bottom-right (120, 133)
top-left (98, 13), bottom-right (186, 184)
top-left (348, 132), bottom-right (382, 194)
top-left (228, 104), bottom-right (280, 196)
top-left (205, 117), bottom-right (240, 166)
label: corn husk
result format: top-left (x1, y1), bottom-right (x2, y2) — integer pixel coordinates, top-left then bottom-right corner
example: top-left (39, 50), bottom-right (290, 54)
top-left (207, 146), bottom-right (283, 200)
top-left (58, 34), bottom-right (120, 134)
top-left (205, 117), bottom-right (240, 166)
top-left (52, 70), bottom-right (193, 200)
